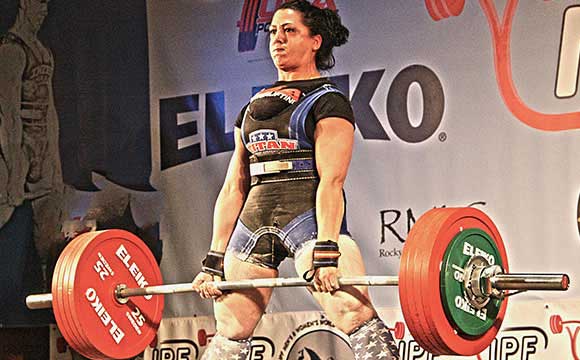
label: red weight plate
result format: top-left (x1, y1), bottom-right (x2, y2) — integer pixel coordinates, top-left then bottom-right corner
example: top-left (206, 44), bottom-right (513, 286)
top-left (400, 214), bottom-right (439, 352)
top-left (393, 322), bottom-right (405, 339)
top-left (65, 231), bottom-right (133, 359)
top-left (402, 208), bottom-right (462, 354)
top-left (198, 329), bottom-right (209, 346)
top-left (425, 0), bottom-right (445, 21)
top-left (443, 0), bottom-right (465, 16)
top-left (63, 233), bottom-right (108, 358)
top-left (432, 0), bottom-right (452, 18)
top-left (411, 208), bottom-right (467, 354)
top-left (67, 230), bottom-right (163, 359)
top-left (412, 209), bottom-right (455, 353)
top-left (51, 237), bottom-right (78, 353)
top-left (400, 209), bottom-right (441, 353)
top-left (550, 315), bottom-right (563, 334)
top-left (400, 208), bottom-right (452, 354)
top-left (52, 233), bottom-right (101, 359)
top-left (399, 221), bottom-right (420, 343)
top-left (404, 208), bottom-right (509, 355)
top-left (64, 234), bottom-right (107, 359)
top-left (68, 230), bottom-right (164, 359)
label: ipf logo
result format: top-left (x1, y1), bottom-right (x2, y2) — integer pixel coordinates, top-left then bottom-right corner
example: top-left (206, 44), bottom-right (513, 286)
top-left (278, 318), bottom-right (353, 359)
top-left (237, 0), bottom-right (337, 52)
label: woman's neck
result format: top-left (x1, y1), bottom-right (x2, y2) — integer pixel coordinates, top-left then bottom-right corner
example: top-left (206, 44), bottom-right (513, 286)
top-left (277, 65), bottom-right (321, 82)
top-left (278, 74), bottom-right (322, 82)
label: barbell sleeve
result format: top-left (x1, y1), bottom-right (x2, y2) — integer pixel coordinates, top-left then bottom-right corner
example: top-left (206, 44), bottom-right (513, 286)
top-left (491, 273), bottom-right (569, 291)
top-left (26, 293), bottom-right (53, 310)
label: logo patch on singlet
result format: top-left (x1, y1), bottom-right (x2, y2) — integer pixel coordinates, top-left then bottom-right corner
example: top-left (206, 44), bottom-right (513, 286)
top-left (252, 86), bottom-right (302, 104)
top-left (246, 129), bottom-right (298, 153)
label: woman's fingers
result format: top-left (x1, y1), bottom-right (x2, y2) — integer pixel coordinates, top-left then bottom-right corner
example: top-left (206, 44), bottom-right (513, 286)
top-left (192, 272), bottom-right (223, 298)
top-left (314, 267), bottom-right (340, 293)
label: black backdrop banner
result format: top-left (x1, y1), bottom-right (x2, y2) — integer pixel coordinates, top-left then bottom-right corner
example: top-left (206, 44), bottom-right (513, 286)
top-left (0, 0), bottom-right (153, 327)
top-left (46, 0), bottom-right (153, 191)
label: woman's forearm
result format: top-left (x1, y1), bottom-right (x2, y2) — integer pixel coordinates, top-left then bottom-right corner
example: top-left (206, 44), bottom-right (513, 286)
top-left (210, 182), bottom-right (247, 252)
top-left (315, 178), bottom-right (345, 242)
top-left (208, 128), bottom-right (249, 253)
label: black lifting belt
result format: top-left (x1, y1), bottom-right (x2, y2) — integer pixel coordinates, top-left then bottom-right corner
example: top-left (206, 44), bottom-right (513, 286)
top-left (249, 150), bottom-right (318, 186)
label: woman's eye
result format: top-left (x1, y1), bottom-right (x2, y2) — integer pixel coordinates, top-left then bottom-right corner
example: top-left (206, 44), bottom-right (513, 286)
top-left (285, 28), bottom-right (295, 33)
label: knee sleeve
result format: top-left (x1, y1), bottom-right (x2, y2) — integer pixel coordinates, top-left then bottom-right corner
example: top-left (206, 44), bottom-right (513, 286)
top-left (200, 333), bottom-right (252, 360)
top-left (348, 317), bottom-right (400, 360)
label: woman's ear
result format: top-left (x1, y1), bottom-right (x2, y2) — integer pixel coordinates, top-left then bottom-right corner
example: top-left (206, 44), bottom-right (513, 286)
top-left (312, 34), bottom-right (322, 51)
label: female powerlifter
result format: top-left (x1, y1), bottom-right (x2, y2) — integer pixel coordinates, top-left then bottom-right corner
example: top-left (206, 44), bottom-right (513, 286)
top-left (192, 1), bottom-right (400, 359)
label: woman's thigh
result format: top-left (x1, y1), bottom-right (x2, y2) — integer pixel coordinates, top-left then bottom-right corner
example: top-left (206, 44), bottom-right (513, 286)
top-left (294, 236), bottom-right (376, 331)
top-left (213, 253), bottom-right (278, 339)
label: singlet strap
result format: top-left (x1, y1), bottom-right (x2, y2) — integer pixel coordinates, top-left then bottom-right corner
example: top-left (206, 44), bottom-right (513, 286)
top-left (288, 84), bottom-right (344, 149)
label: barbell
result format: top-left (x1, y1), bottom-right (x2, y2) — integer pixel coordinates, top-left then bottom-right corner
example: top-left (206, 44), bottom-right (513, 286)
top-left (25, 207), bottom-right (569, 359)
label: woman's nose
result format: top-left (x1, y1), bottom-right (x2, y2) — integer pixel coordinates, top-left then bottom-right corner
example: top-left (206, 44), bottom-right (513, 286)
top-left (273, 30), bottom-right (286, 43)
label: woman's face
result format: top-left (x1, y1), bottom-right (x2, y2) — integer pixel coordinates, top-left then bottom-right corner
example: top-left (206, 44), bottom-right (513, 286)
top-left (269, 9), bottom-right (321, 73)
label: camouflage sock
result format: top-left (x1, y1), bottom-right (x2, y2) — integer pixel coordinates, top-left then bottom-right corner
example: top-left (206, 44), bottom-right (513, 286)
top-left (349, 317), bottom-right (400, 359)
top-left (200, 333), bottom-right (251, 360)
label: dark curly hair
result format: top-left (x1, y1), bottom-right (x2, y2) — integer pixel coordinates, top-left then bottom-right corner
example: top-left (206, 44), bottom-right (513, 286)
top-left (276, 0), bottom-right (349, 71)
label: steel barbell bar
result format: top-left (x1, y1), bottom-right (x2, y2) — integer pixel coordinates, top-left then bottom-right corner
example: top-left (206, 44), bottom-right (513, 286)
top-left (26, 272), bottom-right (568, 310)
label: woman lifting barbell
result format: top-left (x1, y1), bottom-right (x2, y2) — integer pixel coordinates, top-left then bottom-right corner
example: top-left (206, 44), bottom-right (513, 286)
top-left (191, 1), bottom-right (400, 359)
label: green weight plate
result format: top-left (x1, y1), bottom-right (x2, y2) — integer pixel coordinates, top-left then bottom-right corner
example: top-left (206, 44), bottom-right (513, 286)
top-left (440, 228), bottom-right (504, 336)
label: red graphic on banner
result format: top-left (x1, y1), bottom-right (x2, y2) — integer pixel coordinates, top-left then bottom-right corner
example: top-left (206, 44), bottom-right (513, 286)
top-left (237, 0), bottom-right (337, 52)
top-left (424, 0), bottom-right (465, 20)
top-left (427, 0), bottom-right (580, 131)
top-left (197, 329), bottom-right (215, 346)
top-left (550, 314), bottom-right (580, 360)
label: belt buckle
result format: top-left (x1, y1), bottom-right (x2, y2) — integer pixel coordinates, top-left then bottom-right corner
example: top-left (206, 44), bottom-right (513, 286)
top-left (250, 160), bottom-right (294, 176)
top-left (264, 160), bottom-right (292, 173)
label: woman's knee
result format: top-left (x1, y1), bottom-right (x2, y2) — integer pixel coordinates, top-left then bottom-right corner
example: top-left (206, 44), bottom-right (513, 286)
top-left (215, 322), bottom-right (254, 340)
top-left (322, 289), bottom-right (376, 331)
top-left (215, 307), bottom-right (259, 340)
top-left (333, 292), bottom-right (373, 316)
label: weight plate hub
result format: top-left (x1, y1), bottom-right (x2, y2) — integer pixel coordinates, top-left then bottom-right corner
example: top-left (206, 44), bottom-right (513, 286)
top-left (440, 228), bottom-right (504, 336)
